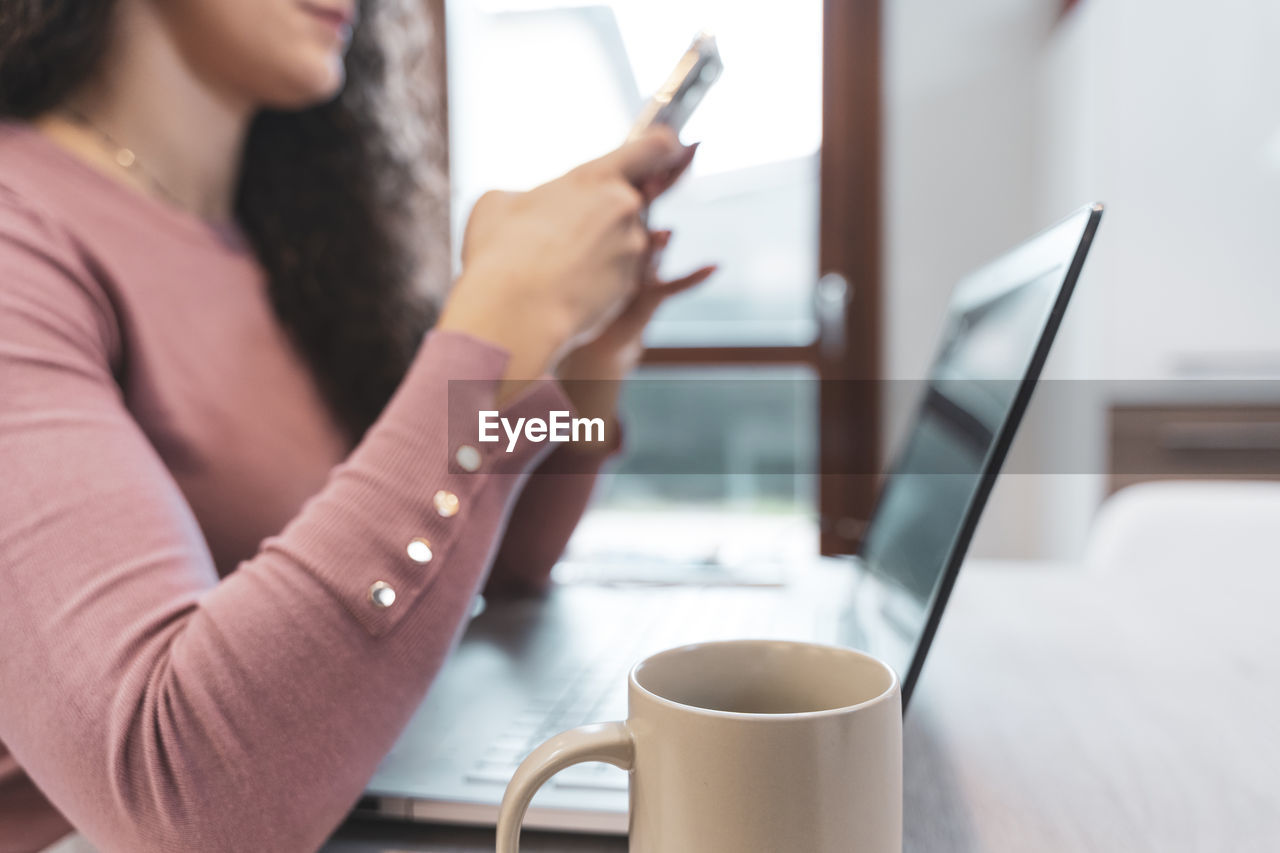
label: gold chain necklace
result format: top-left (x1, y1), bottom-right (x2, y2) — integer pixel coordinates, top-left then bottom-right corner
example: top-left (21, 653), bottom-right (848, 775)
top-left (61, 108), bottom-right (185, 208)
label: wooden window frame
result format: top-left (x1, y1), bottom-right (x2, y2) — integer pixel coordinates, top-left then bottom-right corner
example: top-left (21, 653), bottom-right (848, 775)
top-left (641, 0), bottom-right (883, 556)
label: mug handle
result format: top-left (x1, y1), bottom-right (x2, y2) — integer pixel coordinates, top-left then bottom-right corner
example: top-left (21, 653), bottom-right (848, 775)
top-left (496, 721), bottom-right (635, 853)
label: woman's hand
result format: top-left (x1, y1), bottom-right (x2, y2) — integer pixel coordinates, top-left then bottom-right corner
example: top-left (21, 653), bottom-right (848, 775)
top-left (437, 128), bottom-right (694, 396)
top-left (555, 229), bottom-right (717, 431)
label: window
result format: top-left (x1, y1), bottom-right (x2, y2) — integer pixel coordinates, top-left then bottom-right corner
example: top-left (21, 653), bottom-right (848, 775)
top-left (436, 0), bottom-right (882, 556)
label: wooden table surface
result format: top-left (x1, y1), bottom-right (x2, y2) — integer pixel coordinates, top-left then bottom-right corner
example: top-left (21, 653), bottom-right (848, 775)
top-left (323, 558), bottom-right (1280, 852)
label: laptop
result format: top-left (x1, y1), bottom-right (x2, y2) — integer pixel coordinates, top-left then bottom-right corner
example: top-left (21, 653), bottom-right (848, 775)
top-left (361, 204), bottom-right (1104, 832)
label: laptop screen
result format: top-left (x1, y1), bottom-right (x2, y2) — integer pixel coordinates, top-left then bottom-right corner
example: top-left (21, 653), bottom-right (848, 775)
top-left (846, 206), bottom-right (1100, 703)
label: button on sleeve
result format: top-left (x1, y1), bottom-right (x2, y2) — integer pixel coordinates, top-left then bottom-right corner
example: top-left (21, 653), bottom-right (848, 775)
top-left (268, 331), bottom-right (574, 638)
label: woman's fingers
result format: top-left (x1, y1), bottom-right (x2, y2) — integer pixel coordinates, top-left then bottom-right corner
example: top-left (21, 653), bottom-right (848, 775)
top-left (645, 229), bottom-right (673, 276)
top-left (613, 264), bottom-right (714, 335)
top-left (640, 142), bottom-right (699, 203)
top-left (594, 126), bottom-right (686, 186)
top-left (643, 229), bottom-right (715, 298)
top-left (603, 229), bottom-right (715, 338)
top-left (652, 264), bottom-right (718, 295)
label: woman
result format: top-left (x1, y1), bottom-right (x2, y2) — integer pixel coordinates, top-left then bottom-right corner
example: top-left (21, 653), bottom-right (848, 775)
top-left (0, 0), bottom-right (713, 850)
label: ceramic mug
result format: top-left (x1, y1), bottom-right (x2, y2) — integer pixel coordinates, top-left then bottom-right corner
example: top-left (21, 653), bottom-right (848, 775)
top-left (496, 639), bottom-right (902, 853)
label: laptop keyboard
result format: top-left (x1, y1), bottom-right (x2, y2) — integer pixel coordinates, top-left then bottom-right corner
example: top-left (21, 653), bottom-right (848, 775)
top-left (465, 590), bottom-right (789, 792)
top-left (465, 655), bottom-right (632, 791)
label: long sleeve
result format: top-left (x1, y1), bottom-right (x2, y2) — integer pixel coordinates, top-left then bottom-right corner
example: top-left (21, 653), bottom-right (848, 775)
top-left (0, 195), bottom-right (570, 852)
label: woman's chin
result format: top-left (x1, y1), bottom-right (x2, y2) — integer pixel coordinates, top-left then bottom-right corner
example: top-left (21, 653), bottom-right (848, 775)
top-left (261, 57), bottom-right (348, 110)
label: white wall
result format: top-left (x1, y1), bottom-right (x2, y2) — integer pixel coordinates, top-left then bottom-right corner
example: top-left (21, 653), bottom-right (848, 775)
top-left (1077, 0), bottom-right (1280, 380)
top-left (884, 0), bottom-right (1066, 558)
top-left (887, 0), bottom-right (1280, 559)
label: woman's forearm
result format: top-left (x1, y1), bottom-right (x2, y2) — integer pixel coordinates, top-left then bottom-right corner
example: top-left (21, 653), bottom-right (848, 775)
top-left (0, 327), bottom-right (567, 853)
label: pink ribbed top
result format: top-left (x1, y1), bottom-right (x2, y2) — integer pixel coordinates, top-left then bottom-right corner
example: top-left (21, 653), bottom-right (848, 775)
top-left (0, 124), bottom-right (605, 853)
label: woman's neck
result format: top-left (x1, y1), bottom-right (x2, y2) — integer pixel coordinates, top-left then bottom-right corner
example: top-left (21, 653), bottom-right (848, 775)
top-left (35, 3), bottom-right (253, 222)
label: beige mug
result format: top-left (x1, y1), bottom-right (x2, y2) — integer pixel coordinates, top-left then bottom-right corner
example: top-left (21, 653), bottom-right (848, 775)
top-left (496, 639), bottom-right (902, 853)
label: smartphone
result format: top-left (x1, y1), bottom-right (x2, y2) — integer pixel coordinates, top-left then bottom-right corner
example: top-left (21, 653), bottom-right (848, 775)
top-left (627, 32), bottom-right (723, 141)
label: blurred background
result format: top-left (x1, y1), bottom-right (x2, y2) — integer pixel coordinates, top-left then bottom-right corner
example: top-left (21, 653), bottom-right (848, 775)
top-left (437, 0), bottom-right (1280, 565)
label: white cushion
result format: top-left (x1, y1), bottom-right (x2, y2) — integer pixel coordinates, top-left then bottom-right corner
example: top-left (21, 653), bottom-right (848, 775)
top-left (1085, 481), bottom-right (1280, 575)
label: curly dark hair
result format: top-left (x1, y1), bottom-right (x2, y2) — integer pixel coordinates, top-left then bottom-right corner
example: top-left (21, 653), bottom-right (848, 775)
top-left (0, 0), bottom-right (448, 440)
